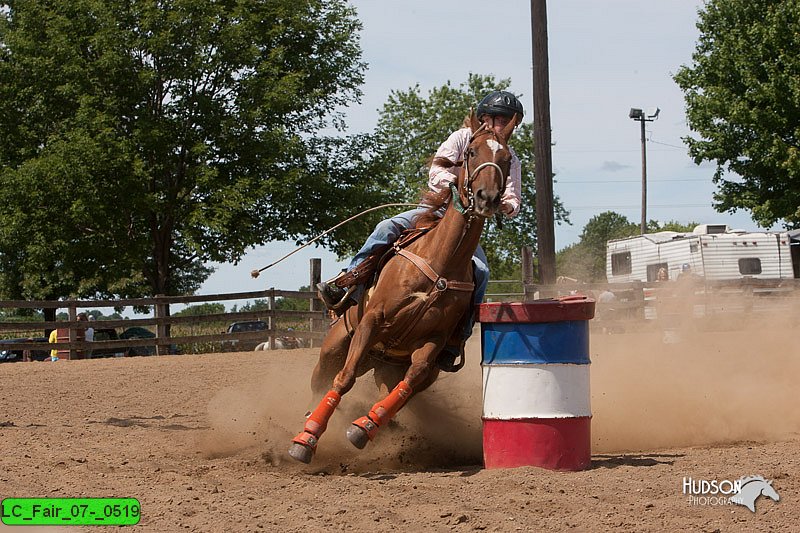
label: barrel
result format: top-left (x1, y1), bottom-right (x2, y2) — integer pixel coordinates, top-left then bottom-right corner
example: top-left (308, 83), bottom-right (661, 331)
top-left (56, 328), bottom-right (85, 360)
top-left (477, 297), bottom-right (595, 471)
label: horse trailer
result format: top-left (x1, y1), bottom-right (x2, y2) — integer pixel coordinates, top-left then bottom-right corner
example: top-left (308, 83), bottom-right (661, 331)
top-left (606, 224), bottom-right (800, 283)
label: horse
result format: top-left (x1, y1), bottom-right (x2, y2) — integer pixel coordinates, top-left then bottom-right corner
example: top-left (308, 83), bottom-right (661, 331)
top-left (729, 475), bottom-right (780, 512)
top-left (288, 111), bottom-right (517, 464)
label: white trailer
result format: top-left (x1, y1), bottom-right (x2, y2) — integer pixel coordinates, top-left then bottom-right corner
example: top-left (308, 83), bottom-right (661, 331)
top-left (606, 224), bottom-right (796, 283)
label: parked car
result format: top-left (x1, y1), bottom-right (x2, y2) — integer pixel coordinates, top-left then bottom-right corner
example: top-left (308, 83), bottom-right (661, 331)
top-left (90, 328), bottom-right (127, 358)
top-left (92, 326), bottom-right (171, 357)
top-left (223, 320), bottom-right (268, 351)
top-left (119, 326), bottom-right (157, 356)
top-left (0, 337), bottom-right (49, 362)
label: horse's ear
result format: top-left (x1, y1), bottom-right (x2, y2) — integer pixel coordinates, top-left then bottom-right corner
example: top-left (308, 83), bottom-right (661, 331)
top-left (500, 113), bottom-right (520, 141)
top-left (469, 109), bottom-right (481, 132)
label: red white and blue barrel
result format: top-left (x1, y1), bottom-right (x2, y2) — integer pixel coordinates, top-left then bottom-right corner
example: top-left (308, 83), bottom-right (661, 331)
top-left (477, 297), bottom-right (595, 471)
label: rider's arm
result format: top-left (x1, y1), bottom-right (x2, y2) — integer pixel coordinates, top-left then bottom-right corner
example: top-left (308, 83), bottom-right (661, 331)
top-left (428, 128), bottom-right (470, 194)
top-left (500, 149), bottom-right (522, 217)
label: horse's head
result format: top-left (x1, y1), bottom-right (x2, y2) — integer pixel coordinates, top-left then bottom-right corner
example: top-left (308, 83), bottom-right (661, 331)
top-left (457, 111), bottom-right (517, 219)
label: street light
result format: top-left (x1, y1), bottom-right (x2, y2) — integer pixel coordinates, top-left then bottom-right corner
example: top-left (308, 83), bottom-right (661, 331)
top-left (629, 107), bottom-right (660, 234)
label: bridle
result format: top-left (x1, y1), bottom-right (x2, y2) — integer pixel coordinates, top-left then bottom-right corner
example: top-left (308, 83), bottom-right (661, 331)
top-left (449, 123), bottom-right (509, 224)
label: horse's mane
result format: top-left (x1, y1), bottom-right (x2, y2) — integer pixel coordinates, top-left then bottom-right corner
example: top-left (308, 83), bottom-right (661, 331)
top-left (412, 114), bottom-right (480, 230)
top-left (414, 185), bottom-right (452, 229)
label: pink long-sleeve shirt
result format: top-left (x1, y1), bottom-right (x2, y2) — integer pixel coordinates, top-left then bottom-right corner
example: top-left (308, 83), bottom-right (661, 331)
top-left (428, 127), bottom-right (522, 217)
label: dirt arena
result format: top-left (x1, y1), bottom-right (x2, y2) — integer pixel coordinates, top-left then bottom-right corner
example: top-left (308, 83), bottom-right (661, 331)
top-left (1, 320), bottom-right (798, 532)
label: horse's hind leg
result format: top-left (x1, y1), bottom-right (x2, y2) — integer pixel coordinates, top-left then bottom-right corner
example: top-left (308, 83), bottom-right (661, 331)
top-left (288, 320), bottom-right (351, 464)
top-left (346, 339), bottom-right (442, 449)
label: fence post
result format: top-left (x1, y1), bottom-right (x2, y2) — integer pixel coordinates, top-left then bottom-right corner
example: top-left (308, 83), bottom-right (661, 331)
top-left (155, 295), bottom-right (169, 355)
top-left (268, 288), bottom-right (275, 350)
top-left (521, 245), bottom-right (535, 301)
top-left (68, 305), bottom-right (78, 359)
top-left (309, 258), bottom-right (323, 348)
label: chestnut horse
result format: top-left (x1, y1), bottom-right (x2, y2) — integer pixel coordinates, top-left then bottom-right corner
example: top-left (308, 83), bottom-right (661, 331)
top-left (288, 111), bottom-right (517, 464)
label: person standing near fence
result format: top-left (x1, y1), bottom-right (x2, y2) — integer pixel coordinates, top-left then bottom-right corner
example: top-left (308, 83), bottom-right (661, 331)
top-left (48, 328), bottom-right (59, 362)
top-left (83, 314), bottom-right (95, 358)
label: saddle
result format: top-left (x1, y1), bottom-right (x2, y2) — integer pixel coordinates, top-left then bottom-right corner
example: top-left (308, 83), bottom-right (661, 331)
top-left (333, 227), bottom-right (432, 289)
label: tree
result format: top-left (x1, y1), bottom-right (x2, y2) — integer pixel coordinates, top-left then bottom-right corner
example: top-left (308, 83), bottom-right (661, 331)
top-left (674, 0), bottom-right (800, 228)
top-left (369, 74), bottom-right (569, 279)
top-left (658, 220), bottom-right (699, 233)
top-left (172, 303), bottom-right (226, 317)
top-left (0, 0), bottom-right (370, 307)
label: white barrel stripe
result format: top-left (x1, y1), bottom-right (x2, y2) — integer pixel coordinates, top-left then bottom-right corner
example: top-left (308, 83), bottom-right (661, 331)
top-left (482, 364), bottom-right (591, 419)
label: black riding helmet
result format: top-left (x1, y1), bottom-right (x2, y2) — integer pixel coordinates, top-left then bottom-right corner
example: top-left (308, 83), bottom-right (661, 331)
top-left (477, 90), bottom-right (524, 118)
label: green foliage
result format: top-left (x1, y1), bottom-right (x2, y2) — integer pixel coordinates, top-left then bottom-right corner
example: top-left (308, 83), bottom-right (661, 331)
top-left (555, 242), bottom-right (596, 283)
top-left (236, 285), bottom-right (311, 312)
top-left (237, 299), bottom-right (270, 312)
top-left (674, 0), bottom-right (800, 228)
top-left (173, 303), bottom-right (226, 317)
top-left (368, 74), bottom-right (569, 278)
top-left (0, 308), bottom-right (43, 321)
top-left (0, 0), bottom-right (368, 301)
top-left (657, 220), bottom-right (699, 233)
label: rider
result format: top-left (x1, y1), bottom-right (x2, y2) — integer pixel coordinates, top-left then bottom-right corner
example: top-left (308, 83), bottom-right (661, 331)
top-left (317, 90), bottom-right (524, 367)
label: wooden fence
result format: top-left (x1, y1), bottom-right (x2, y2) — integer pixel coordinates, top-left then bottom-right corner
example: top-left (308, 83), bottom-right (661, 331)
top-left (0, 259), bottom-right (329, 361)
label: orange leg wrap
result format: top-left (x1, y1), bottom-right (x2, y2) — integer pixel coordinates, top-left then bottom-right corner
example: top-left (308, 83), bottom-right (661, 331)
top-left (292, 390), bottom-right (341, 449)
top-left (352, 381), bottom-right (413, 441)
top-left (369, 380), bottom-right (413, 425)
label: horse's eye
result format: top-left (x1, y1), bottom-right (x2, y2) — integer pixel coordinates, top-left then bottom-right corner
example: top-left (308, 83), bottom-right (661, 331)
top-left (467, 148), bottom-right (476, 158)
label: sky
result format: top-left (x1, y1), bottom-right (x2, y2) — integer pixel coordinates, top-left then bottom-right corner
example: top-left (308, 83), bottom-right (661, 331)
top-left (196, 0), bottom-right (774, 303)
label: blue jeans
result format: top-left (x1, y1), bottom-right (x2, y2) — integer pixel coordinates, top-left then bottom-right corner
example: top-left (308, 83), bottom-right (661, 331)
top-left (347, 208), bottom-right (488, 343)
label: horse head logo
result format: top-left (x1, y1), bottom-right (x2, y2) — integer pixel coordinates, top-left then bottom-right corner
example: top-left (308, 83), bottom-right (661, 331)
top-left (728, 475), bottom-right (780, 512)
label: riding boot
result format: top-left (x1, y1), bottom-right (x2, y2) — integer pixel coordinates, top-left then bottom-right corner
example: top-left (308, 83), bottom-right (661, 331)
top-left (316, 274), bottom-right (356, 316)
top-left (436, 342), bottom-right (465, 373)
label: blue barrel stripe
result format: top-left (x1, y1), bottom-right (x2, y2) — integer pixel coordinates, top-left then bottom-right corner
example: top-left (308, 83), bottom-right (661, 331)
top-left (481, 320), bottom-right (590, 365)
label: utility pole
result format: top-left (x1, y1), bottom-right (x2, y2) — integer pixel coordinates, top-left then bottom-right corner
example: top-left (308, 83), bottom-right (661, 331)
top-left (639, 116), bottom-right (647, 234)
top-left (531, 0), bottom-right (555, 285)
top-left (628, 107), bottom-right (660, 234)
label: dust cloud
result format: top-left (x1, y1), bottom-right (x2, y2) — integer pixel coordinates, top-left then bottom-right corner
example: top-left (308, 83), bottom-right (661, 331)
top-left (592, 292), bottom-right (800, 453)
top-left (198, 295), bottom-right (800, 468)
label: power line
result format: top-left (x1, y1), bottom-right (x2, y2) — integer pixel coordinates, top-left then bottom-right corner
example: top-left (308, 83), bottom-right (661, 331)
top-left (552, 147), bottom-right (680, 153)
top-left (556, 177), bottom-right (708, 184)
top-left (567, 203), bottom-right (711, 210)
top-left (552, 138), bottom-right (688, 153)
top-left (649, 139), bottom-right (687, 150)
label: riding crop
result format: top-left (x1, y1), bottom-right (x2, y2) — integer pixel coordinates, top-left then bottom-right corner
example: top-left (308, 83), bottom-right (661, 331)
top-left (250, 203), bottom-right (420, 278)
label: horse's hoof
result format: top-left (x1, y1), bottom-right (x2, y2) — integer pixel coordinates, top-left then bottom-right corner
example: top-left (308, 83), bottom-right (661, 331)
top-left (346, 424), bottom-right (370, 449)
top-left (288, 442), bottom-right (314, 464)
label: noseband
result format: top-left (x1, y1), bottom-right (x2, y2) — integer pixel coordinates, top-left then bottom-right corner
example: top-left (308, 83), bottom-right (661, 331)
top-left (450, 125), bottom-right (509, 219)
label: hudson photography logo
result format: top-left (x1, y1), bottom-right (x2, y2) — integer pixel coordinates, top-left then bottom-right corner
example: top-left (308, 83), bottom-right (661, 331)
top-left (682, 475), bottom-right (781, 512)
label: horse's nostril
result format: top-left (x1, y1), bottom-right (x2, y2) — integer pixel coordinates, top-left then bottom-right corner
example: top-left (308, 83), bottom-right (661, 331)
top-left (476, 189), bottom-right (486, 200)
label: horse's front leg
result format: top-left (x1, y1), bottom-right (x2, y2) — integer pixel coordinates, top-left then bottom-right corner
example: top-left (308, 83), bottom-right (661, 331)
top-left (289, 311), bottom-right (383, 463)
top-left (346, 338), bottom-right (442, 449)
